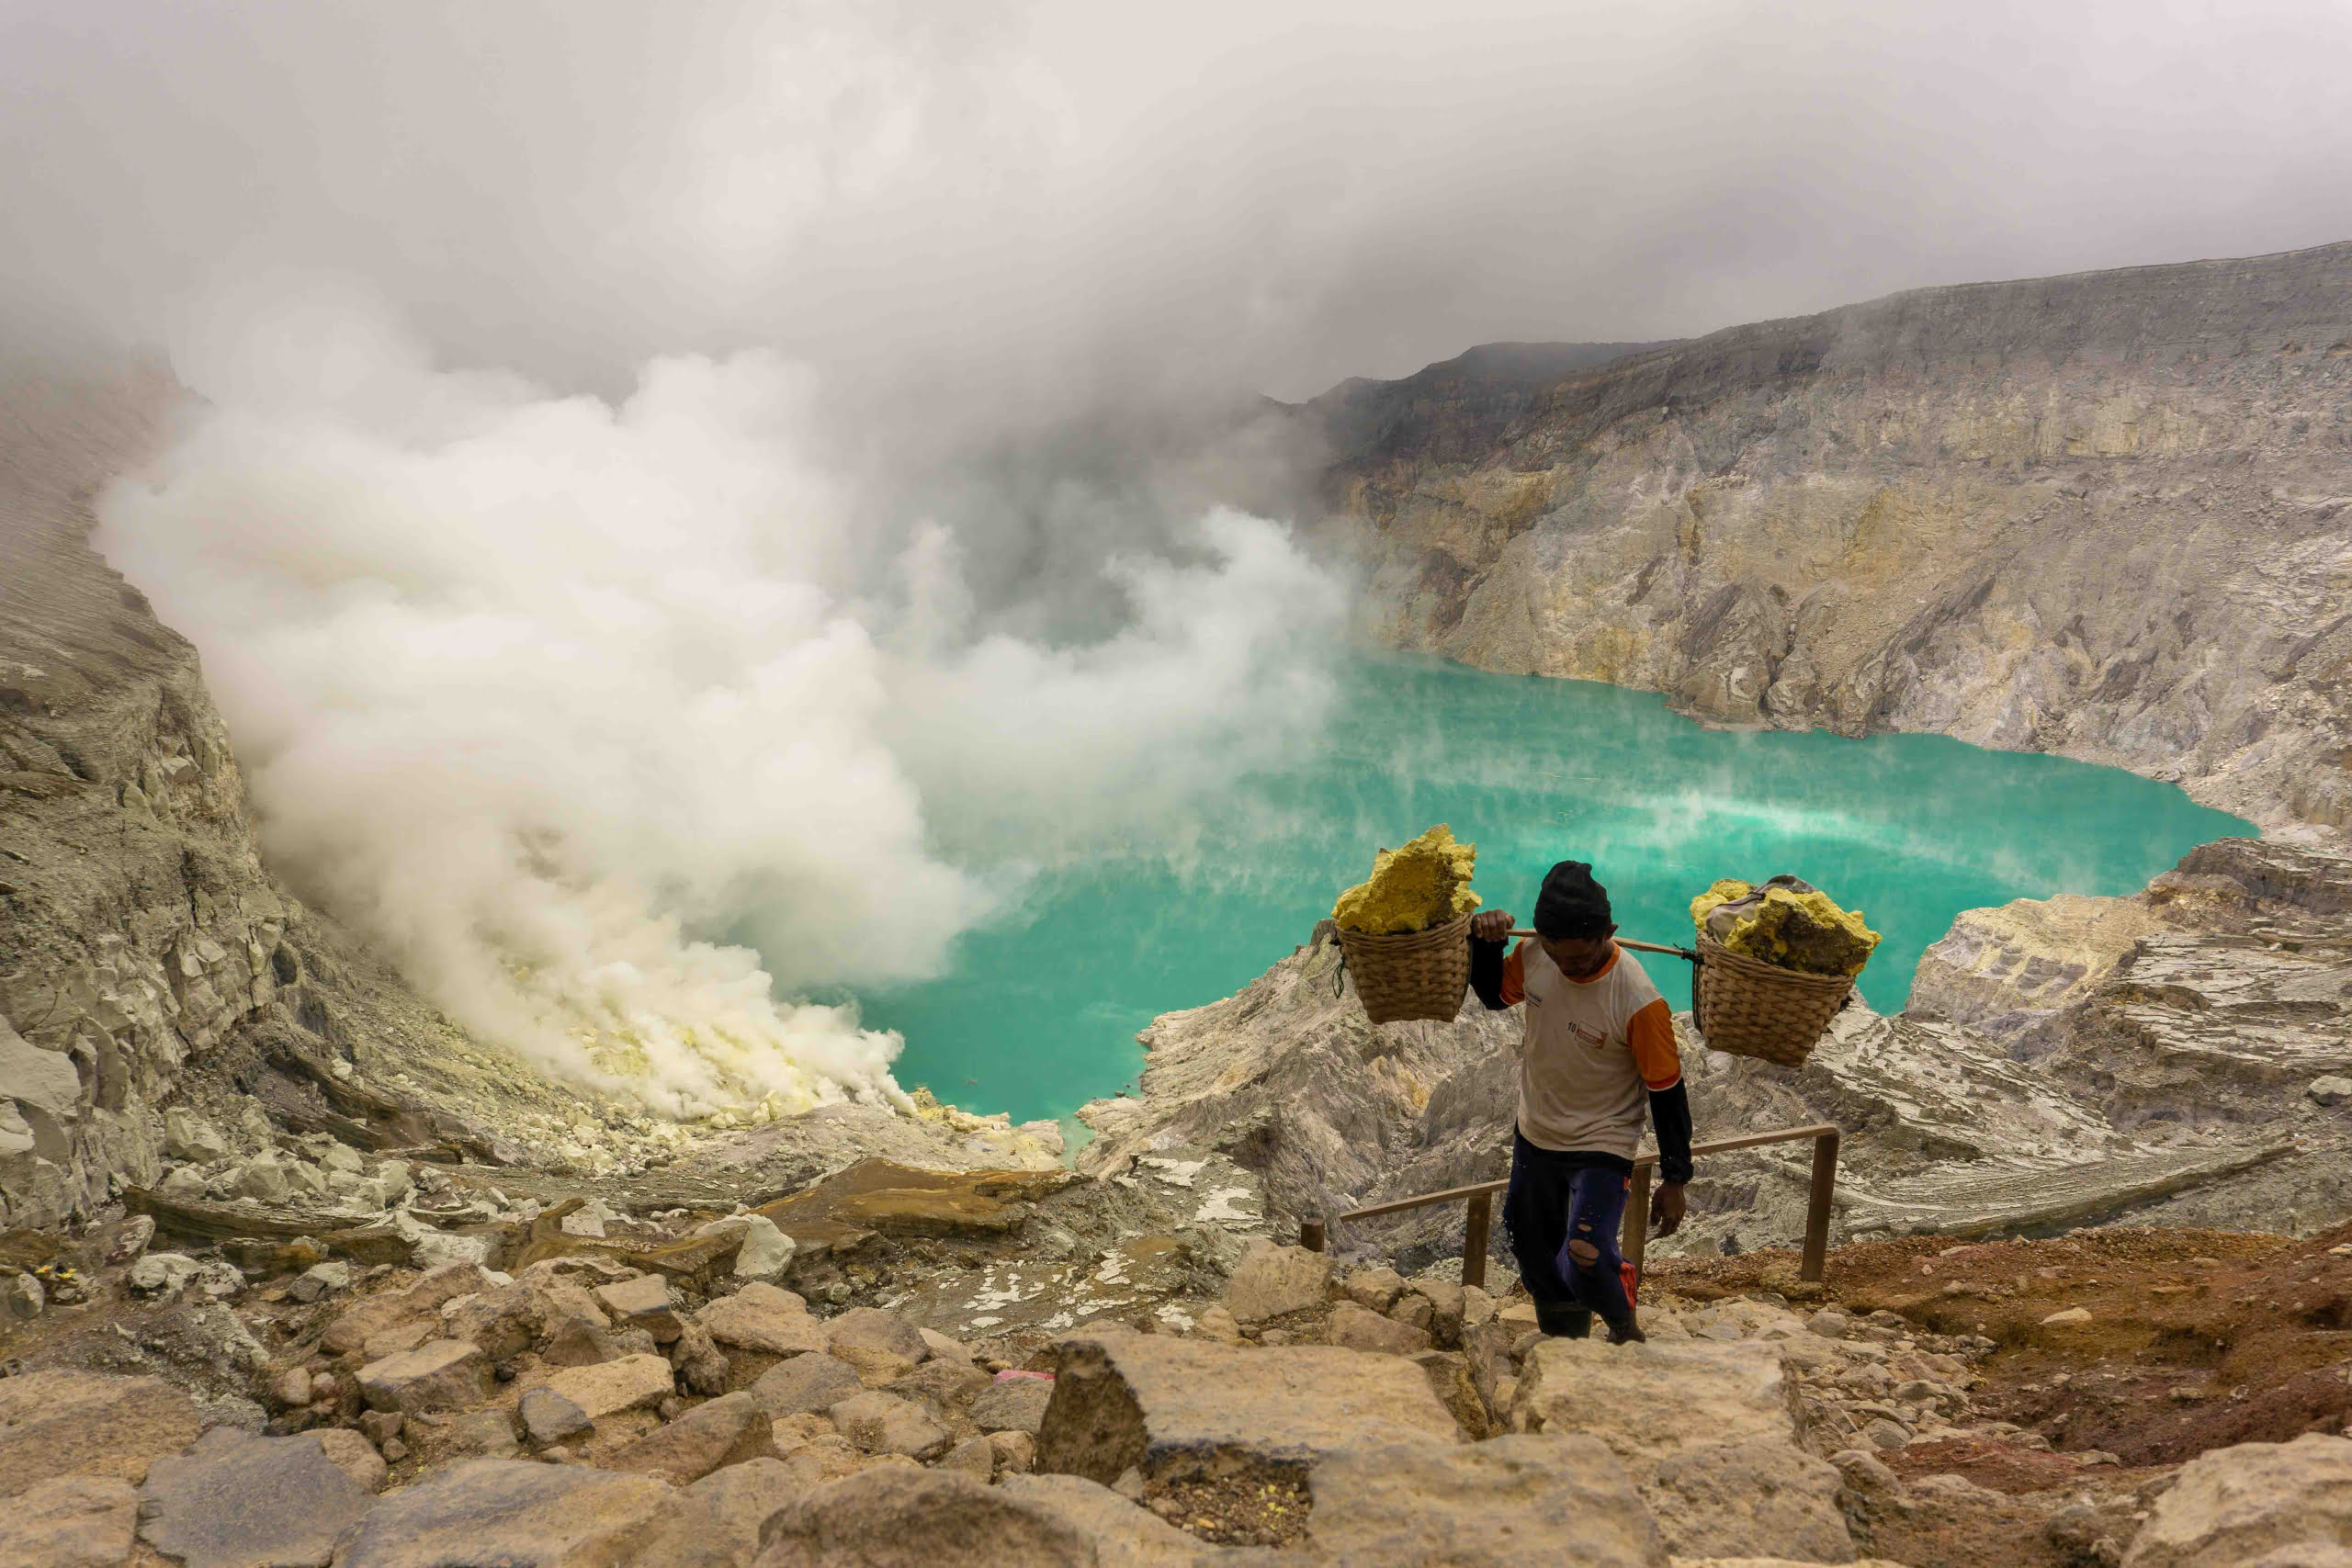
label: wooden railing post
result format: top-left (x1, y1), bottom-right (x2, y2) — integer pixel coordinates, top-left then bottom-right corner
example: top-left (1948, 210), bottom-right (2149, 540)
top-left (1299, 1215), bottom-right (1327, 1253)
top-left (1800, 1131), bottom-right (1839, 1283)
top-left (1330, 1123), bottom-right (1841, 1291)
top-left (1462, 1191), bottom-right (1491, 1291)
top-left (1621, 1165), bottom-right (1654, 1277)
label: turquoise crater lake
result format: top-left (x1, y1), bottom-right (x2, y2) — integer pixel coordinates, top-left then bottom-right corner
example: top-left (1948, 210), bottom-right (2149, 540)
top-left (854, 657), bottom-right (2255, 1128)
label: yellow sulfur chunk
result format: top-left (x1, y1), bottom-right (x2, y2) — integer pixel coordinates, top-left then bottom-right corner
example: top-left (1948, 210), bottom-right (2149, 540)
top-left (1689, 879), bottom-right (1753, 927)
top-left (1332, 824), bottom-right (1481, 935)
top-left (1716, 886), bottom-right (1880, 977)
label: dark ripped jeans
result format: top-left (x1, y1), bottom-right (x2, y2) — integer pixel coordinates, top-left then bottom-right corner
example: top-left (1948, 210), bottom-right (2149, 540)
top-left (1501, 1128), bottom-right (1636, 1335)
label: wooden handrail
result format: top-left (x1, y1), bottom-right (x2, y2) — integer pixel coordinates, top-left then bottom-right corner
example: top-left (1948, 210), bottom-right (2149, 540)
top-left (1311, 1122), bottom-right (1841, 1289)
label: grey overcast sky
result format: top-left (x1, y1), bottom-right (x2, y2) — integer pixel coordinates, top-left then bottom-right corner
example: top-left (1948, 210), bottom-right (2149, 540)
top-left (6, 0), bottom-right (2350, 406)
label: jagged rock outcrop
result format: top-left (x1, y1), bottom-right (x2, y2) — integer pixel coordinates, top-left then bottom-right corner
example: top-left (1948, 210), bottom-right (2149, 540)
top-left (1075, 925), bottom-right (1518, 1235)
top-left (1306, 241), bottom-right (2352, 834)
top-left (0, 362), bottom-right (277, 1228)
top-left (1907, 893), bottom-right (2164, 1040)
top-left (1662, 833), bottom-right (2351, 1249)
top-left (1978, 836), bottom-right (2352, 1236)
top-left (1084, 836), bottom-right (2352, 1274)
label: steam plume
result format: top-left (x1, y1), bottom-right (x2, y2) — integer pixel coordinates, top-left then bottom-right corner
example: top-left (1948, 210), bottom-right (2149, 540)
top-left (99, 285), bottom-right (1343, 1114)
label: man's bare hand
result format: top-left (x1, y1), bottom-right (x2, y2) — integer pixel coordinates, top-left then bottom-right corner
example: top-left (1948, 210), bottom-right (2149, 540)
top-left (1652, 1181), bottom-right (1688, 1236)
top-left (1470, 910), bottom-right (1514, 942)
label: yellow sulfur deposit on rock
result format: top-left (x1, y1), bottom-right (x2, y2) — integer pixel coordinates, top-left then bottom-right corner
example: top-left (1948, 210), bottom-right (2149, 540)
top-left (1690, 879), bottom-right (1753, 927)
top-left (1332, 824), bottom-right (1481, 935)
top-left (1695, 877), bottom-right (1879, 977)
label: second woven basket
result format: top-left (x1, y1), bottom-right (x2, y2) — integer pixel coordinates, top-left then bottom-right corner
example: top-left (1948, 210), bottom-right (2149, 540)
top-left (1690, 933), bottom-right (1853, 1066)
top-left (1334, 912), bottom-right (1474, 1024)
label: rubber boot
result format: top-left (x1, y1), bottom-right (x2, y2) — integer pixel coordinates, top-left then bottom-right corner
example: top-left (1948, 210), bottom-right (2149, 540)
top-left (1534, 1301), bottom-right (1592, 1338)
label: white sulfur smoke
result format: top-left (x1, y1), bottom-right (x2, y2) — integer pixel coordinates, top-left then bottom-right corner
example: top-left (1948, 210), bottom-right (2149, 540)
top-left (98, 286), bottom-right (1346, 1117)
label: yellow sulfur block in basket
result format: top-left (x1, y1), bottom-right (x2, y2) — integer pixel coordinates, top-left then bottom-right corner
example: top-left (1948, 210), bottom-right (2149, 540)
top-left (1332, 824), bottom-right (1481, 935)
top-left (1718, 886), bottom-right (1879, 977)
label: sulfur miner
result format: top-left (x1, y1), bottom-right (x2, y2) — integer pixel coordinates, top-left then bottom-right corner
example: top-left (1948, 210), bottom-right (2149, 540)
top-left (1467, 861), bottom-right (1692, 1347)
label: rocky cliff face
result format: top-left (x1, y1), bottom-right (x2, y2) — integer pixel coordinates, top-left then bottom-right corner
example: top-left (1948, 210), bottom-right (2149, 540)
top-left (0, 365), bottom-right (277, 1227)
top-left (1093, 244), bottom-right (2352, 1263)
top-left (1074, 928), bottom-right (1519, 1235)
top-left (1308, 242), bottom-right (2352, 834)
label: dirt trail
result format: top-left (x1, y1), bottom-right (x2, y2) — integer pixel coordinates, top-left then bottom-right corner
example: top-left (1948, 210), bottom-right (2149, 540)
top-left (1654, 1219), bottom-right (2352, 1477)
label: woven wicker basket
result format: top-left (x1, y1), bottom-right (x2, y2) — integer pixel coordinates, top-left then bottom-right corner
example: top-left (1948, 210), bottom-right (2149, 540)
top-left (1335, 912), bottom-right (1475, 1024)
top-left (1690, 934), bottom-right (1854, 1066)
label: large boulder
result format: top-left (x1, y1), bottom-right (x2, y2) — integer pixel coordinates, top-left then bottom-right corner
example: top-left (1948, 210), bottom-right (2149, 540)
top-left (519, 1386), bottom-right (594, 1447)
top-left (729, 1215), bottom-right (798, 1282)
top-left (311, 1428), bottom-right (390, 1494)
top-left (995, 1473), bottom-right (1212, 1564)
top-left (322, 1264), bottom-right (491, 1355)
top-left (968, 1374), bottom-right (1055, 1436)
top-left (881, 1360), bottom-right (992, 1425)
top-left (1036, 1331), bottom-right (1459, 1492)
top-left (0, 1474), bottom-right (141, 1568)
top-left (136, 1427), bottom-right (375, 1568)
top-left (752, 1354), bottom-right (865, 1418)
top-left (594, 1273), bottom-right (683, 1345)
top-left (1512, 1337), bottom-right (1800, 1457)
top-left (757, 1467), bottom-right (1182, 1567)
top-left (1305, 1435), bottom-right (1668, 1567)
top-left (540, 1353), bottom-right (677, 1421)
top-left (1513, 1337), bottom-right (1851, 1562)
top-left (626, 1457), bottom-right (807, 1568)
top-left (831, 1392), bottom-right (954, 1461)
top-left (606, 1391), bottom-right (779, 1484)
top-left (1341, 1265), bottom-right (1407, 1313)
top-left (1329, 1301), bottom-right (1432, 1356)
top-left (1643, 1438), bottom-right (1853, 1563)
top-left (335, 1460), bottom-right (679, 1568)
top-left (438, 1283), bottom-right (542, 1362)
top-left (698, 1283), bottom-right (829, 1358)
top-left (2125, 1433), bottom-right (2352, 1568)
top-left (1222, 1240), bottom-right (1333, 1323)
top-left (827, 1308), bottom-right (932, 1384)
top-left (0, 1370), bottom-right (202, 1499)
top-left (358, 1339), bottom-right (493, 1415)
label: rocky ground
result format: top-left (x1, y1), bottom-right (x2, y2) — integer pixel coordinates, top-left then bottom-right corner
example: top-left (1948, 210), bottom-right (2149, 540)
top-left (4, 1152), bottom-right (2348, 1567)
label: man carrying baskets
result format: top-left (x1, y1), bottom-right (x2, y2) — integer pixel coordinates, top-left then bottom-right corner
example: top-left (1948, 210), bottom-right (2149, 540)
top-left (1468, 861), bottom-right (1691, 1345)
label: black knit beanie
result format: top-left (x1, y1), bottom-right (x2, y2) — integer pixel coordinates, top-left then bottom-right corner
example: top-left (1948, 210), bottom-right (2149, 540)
top-left (1533, 861), bottom-right (1612, 939)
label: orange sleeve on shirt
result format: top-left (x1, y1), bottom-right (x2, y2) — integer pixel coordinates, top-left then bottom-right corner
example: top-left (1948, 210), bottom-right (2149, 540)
top-left (1499, 942), bottom-right (1527, 1007)
top-left (1628, 998), bottom-right (1680, 1089)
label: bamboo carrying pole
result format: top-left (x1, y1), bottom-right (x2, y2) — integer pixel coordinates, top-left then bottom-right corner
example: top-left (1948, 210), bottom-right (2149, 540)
top-left (1506, 929), bottom-right (1699, 961)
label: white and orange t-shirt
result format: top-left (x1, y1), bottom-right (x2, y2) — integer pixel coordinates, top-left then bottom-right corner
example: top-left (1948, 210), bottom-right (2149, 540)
top-left (1496, 939), bottom-right (1681, 1160)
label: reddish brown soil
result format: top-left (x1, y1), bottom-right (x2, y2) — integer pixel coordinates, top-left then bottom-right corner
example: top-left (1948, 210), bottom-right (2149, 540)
top-left (1881, 1432), bottom-right (2154, 1494)
top-left (1652, 1220), bottom-right (2352, 1469)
